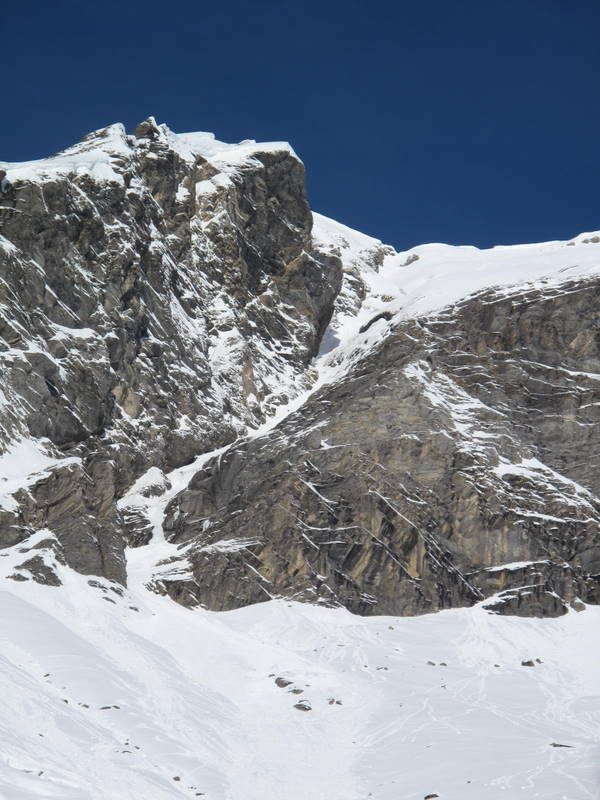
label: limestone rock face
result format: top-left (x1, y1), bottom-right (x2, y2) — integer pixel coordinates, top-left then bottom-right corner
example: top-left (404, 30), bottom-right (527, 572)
top-left (0, 120), bottom-right (341, 582)
top-left (1, 119), bottom-right (599, 618)
top-left (162, 277), bottom-right (600, 616)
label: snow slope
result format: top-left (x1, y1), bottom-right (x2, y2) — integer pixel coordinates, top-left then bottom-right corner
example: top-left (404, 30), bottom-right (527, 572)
top-left (313, 213), bottom-right (600, 380)
top-left (0, 540), bottom-right (598, 800)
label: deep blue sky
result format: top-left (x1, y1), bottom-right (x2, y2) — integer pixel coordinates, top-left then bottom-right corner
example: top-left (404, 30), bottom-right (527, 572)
top-left (2, 0), bottom-right (598, 249)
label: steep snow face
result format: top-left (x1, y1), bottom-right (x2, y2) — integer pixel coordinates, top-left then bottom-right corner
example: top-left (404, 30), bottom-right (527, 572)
top-left (313, 212), bottom-right (600, 380)
top-left (0, 124), bottom-right (132, 186)
top-left (0, 542), bottom-right (598, 800)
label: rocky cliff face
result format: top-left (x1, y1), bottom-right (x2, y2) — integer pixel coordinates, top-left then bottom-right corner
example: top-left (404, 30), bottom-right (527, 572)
top-left (0, 119), bottom-right (342, 583)
top-left (162, 275), bottom-right (600, 617)
top-left (1, 120), bottom-right (599, 618)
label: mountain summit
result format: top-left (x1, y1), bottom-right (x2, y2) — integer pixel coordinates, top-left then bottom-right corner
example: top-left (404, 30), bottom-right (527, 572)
top-left (0, 119), bottom-right (599, 798)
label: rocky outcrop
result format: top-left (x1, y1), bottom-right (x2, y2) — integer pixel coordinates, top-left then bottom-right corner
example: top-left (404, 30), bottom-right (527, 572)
top-left (162, 276), bottom-right (600, 616)
top-left (0, 119), bottom-right (341, 582)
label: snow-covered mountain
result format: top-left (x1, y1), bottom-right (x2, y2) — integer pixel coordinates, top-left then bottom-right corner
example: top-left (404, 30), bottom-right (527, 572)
top-left (0, 119), bottom-right (599, 798)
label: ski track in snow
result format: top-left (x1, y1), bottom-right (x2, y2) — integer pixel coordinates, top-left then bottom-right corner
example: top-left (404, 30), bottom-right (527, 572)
top-left (0, 555), bottom-right (598, 800)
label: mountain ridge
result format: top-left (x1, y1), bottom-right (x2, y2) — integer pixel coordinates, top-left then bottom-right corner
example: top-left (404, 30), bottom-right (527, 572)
top-left (1, 119), bottom-right (599, 618)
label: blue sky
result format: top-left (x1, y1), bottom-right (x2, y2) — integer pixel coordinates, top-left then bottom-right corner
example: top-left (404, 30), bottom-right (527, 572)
top-left (2, 0), bottom-right (598, 249)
